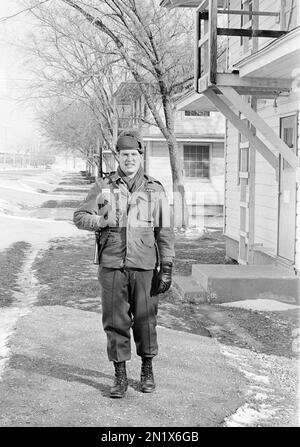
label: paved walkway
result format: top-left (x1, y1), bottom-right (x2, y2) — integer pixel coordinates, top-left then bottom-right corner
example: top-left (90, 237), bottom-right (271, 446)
top-left (0, 305), bottom-right (244, 427)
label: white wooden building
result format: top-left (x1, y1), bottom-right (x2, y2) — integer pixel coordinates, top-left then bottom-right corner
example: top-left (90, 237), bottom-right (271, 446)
top-left (143, 110), bottom-right (225, 226)
top-left (163, 0), bottom-right (300, 275)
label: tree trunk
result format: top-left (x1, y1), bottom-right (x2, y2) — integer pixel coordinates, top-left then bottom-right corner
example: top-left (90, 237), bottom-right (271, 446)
top-left (161, 95), bottom-right (188, 228)
top-left (85, 147), bottom-right (90, 175)
top-left (98, 139), bottom-right (103, 178)
top-left (165, 132), bottom-right (189, 228)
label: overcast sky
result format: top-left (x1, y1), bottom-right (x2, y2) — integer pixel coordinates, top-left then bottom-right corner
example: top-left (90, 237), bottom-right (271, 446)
top-left (0, 0), bottom-right (41, 152)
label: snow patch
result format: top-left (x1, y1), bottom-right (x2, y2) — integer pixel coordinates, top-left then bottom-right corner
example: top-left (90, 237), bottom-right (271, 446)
top-left (239, 369), bottom-right (270, 384)
top-left (255, 393), bottom-right (268, 401)
top-left (0, 214), bottom-right (81, 251)
top-left (0, 213), bottom-right (74, 224)
top-left (0, 184), bottom-right (80, 199)
top-left (0, 169), bottom-right (87, 378)
top-left (220, 345), bottom-right (298, 427)
top-left (0, 184), bottom-right (46, 195)
top-left (224, 403), bottom-right (276, 427)
top-left (0, 247), bottom-right (42, 379)
top-left (219, 299), bottom-right (299, 312)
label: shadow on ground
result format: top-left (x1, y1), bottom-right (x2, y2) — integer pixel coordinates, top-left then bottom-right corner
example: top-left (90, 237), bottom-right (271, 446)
top-left (9, 353), bottom-right (141, 398)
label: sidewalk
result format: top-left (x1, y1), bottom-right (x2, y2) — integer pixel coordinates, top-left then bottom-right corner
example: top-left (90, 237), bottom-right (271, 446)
top-left (0, 305), bottom-right (244, 427)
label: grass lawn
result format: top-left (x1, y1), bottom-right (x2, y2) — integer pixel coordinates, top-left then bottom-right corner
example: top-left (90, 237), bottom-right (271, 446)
top-left (173, 230), bottom-right (236, 276)
top-left (0, 241), bottom-right (31, 307)
top-left (32, 235), bottom-right (101, 312)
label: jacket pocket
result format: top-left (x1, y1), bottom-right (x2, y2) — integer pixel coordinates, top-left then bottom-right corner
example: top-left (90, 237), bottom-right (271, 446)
top-left (141, 234), bottom-right (155, 248)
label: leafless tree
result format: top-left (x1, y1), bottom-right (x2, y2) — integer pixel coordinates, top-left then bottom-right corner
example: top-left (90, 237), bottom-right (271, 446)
top-left (21, 1), bottom-right (123, 161)
top-left (23, 0), bottom-right (195, 225)
top-left (60, 0), bottom-right (195, 226)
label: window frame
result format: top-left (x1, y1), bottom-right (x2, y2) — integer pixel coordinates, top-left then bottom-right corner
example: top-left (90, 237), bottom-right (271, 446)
top-left (183, 144), bottom-right (211, 180)
top-left (279, 113), bottom-right (298, 170)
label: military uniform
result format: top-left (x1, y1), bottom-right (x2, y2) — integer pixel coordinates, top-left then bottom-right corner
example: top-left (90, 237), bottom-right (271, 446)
top-left (73, 169), bottom-right (175, 363)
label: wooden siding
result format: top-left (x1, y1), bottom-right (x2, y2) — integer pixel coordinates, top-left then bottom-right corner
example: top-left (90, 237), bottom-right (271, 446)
top-left (225, 87), bottom-right (300, 258)
top-left (144, 110), bottom-right (225, 137)
top-left (223, 0), bottom-right (300, 264)
top-left (224, 100), bottom-right (240, 240)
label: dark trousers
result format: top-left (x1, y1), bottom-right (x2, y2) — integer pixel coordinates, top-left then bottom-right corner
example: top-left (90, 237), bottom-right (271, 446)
top-left (98, 267), bottom-right (159, 362)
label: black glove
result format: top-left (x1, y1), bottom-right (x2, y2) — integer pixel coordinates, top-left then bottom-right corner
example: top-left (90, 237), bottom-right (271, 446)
top-left (155, 262), bottom-right (173, 295)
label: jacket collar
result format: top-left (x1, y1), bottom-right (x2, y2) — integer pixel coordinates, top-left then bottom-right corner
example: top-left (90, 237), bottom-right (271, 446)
top-left (110, 167), bottom-right (147, 183)
top-left (108, 170), bottom-right (122, 183)
top-left (107, 169), bottom-right (154, 192)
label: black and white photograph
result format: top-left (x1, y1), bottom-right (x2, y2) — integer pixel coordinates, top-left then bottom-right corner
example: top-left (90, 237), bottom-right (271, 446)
top-left (0, 0), bottom-right (299, 431)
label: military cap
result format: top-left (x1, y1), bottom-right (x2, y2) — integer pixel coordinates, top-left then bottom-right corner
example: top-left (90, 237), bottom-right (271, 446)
top-left (116, 129), bottom-right (144, 154)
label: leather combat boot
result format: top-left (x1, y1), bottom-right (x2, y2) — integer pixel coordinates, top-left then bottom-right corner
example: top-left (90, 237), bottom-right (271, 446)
top-left (141, 357), bottom-right (155, 393)
top-left (110, 361), bottom-right (128, 398)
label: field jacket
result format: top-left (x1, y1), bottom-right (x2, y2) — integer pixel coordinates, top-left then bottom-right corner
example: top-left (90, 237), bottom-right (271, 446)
top-left (73, 171), bottom-right (175, 270)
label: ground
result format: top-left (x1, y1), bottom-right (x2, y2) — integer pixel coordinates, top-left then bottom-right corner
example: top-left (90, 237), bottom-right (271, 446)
top-left (0, 241), bottom-right (31, 307)
top-left (27, 232), bottom-right (299, 359)
top-left (0, 168), bottom-right (299, 427)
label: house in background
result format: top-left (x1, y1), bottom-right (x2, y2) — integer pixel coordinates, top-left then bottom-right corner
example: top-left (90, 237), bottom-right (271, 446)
top-left (161, 0), bottom-right (300, 303)
top-left (113, 82), bottom-right (225, 227)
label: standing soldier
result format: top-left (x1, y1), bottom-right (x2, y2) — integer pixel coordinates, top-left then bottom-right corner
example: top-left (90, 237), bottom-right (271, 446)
top-left (73, 129), bottom-right (175, 398)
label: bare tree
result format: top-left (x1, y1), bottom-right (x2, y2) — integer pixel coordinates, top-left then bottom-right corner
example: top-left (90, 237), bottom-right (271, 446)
top-left (23, 0), bottom-right (194, 226)
top-left (21, 1), bottom-right (123, 162)
top-left (40, 100), bottom-right (94, 169)
top-left (40, 99), bottom-right (117, 173)
top-left (60, 0), bottom-right (194, 226)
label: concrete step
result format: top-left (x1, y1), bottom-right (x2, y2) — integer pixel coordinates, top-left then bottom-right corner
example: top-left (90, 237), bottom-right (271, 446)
top-left (191, 264), bottom-right (300, 304)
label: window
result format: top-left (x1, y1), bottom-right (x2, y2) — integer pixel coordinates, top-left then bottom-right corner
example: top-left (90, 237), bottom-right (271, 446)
top-left (183, 145), bottom-right (209, 178)
top-left (280, 114), bottom-right (297, 169)
top-left (281, 0), bottom-right (297, 31)
top-left (184, 110), bottom-right (210, 117)
top-left (117, 104), bottom-right (132, 130)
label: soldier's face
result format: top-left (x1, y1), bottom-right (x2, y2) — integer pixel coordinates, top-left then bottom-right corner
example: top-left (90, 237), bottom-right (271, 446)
top-left (118, 149), bottom-right (143, 176)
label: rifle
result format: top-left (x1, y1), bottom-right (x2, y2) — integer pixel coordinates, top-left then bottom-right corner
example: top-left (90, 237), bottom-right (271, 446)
top-left (93, 231), bottom-right (101, 265)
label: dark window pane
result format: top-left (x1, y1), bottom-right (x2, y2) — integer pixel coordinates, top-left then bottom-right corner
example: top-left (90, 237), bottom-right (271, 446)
top-left (284, 128), bottom-right (294, 148)
top-left (185, 110), bottom-right (210, 117)
top-left (183, 145), bottom-right (210, 177)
